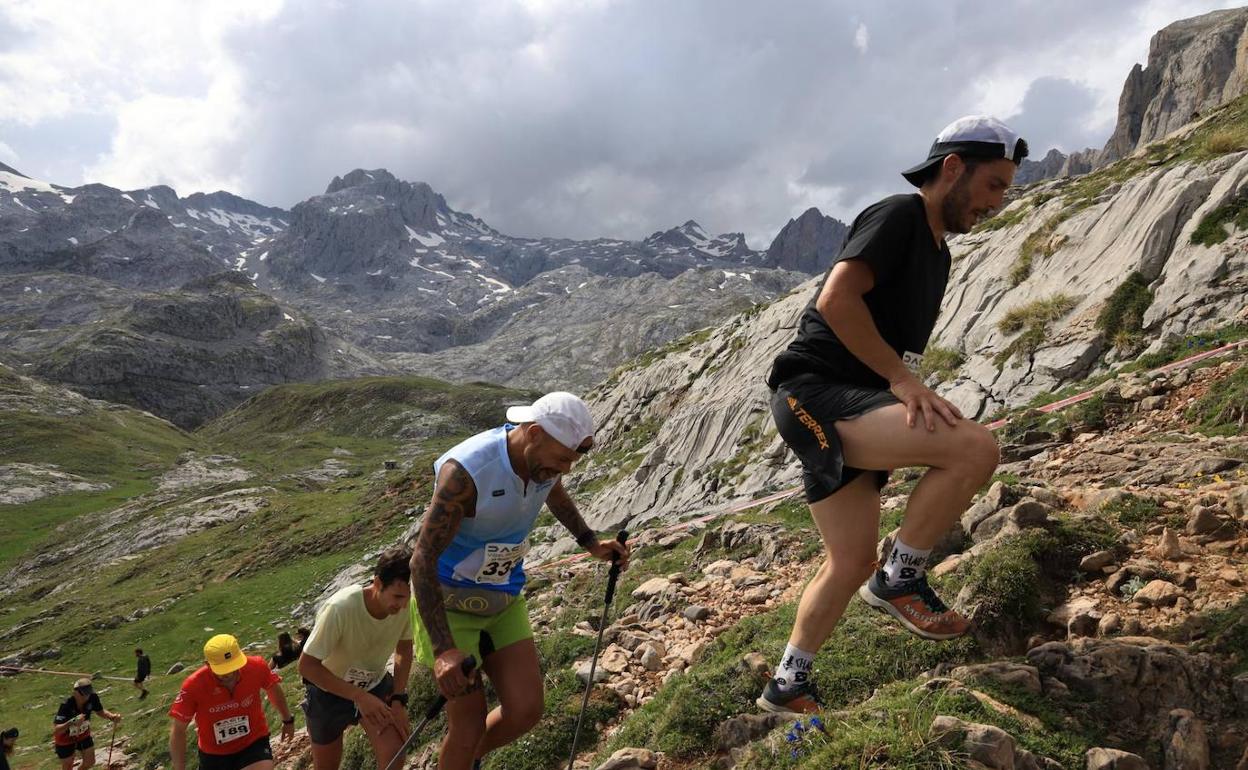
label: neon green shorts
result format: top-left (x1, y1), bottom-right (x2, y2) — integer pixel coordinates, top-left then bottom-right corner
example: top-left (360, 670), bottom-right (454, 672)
top-left (411, 594), bottom-right (534, 667)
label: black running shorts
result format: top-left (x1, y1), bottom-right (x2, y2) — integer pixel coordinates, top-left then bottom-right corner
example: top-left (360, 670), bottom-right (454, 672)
top-left (770, 375), bottom-right (898, 503)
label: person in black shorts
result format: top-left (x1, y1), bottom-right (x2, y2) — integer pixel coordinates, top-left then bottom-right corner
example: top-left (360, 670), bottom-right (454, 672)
top-left (52, 679), bottom-right (122, 769)
top-left (757, 116), bottom-right (1027, 714)
top-left (134, 648), bottom-right (152, 699)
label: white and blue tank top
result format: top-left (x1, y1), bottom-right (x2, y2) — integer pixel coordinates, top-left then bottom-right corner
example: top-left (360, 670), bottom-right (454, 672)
top-left (433, 425), bottom-right (555, 595)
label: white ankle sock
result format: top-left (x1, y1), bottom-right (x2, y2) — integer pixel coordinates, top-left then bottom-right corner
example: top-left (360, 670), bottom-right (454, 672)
top-left (882, 538), bottom-right (931, 585)
top-left (774, 643), bottom-right (815, 691)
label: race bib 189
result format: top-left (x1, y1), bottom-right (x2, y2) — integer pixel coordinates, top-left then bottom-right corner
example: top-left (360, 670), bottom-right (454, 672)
top-left (344, 667), bottom-right (377, 690)
top-left (212, 715), bottom-right (250, 745)
top-left (473, 541), bottom-right (529, 585)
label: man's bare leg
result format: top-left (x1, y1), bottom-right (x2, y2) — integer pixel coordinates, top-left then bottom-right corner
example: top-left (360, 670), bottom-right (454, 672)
top-left (837, 404), bottom-right (998, 639)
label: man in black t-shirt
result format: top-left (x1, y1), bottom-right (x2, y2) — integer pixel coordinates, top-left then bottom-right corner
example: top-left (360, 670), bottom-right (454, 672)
top-left (134, 647), bottom-right (152, 699)
top-left (758, 116), bottom-right (1028, 714)
top-left (52, 678), bottom-right (122, 769)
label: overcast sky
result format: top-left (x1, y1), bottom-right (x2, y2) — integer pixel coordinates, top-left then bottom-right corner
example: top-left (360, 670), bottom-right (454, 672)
top-left (1, 0), bottom-right (1243, 246)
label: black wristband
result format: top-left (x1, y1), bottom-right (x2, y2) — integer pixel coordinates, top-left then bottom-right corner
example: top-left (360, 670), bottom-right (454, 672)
top-left (282, 715), bottom-right (295, 725)
top-left (388, 692), bottom-right (409, 707)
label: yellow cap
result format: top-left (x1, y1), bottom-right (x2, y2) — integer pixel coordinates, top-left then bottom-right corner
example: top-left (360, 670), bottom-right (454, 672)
top-left (203, 634), bottom-right (247, 676)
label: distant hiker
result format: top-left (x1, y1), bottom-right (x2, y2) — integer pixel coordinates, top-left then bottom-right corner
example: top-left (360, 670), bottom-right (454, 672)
top-left (270, 633), bottom-right (299, 670)
top-left (295, 627), bottom-right (311, 654)
top-left (134, 648), bottom-right (152, 700)
top-left (410, 391), bottom-right (629, 770)
top-left (298, 547), bottom-right (415, 770)
top-left (169, 633), bottom-right (295, 770)
top-left (2, 727), bottom-right (17, 770)
top-left (52, 678), bottom-right (121, 770)
top-left (758, 116), bottom-right (1028, 714)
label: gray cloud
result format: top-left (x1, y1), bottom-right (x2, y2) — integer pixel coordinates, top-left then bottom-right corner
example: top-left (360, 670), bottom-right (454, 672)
top-left (1007, 77), bottom-right (1105, 154)
top-left (1, 0), bottom-right (1242, 246)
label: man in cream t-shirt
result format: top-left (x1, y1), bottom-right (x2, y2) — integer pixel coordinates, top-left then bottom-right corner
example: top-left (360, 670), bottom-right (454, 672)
top-left (299, 546), bottom-right (415, 770)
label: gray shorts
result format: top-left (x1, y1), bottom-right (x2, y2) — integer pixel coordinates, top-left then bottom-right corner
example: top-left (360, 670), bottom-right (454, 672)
top-left (300, 673), bottom-right (394, 745)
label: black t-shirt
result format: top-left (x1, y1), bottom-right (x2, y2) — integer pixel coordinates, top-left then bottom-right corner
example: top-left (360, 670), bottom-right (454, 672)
top-left (768, 193), bottom-right (951, 389)
top-left (54, 692), bottom-right (103, 739)
top-left (136, 655), bottom-right (151, 680)
top-left (1, 748), bottom-right (11, 770)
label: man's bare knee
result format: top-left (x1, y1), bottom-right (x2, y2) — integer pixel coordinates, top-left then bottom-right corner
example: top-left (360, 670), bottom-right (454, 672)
top-left (952, 423), bottom-right (999, 481)
top-left (826, 552), bottom-right (875, 584)
top-left (507, 699), bottom-right (543, 733)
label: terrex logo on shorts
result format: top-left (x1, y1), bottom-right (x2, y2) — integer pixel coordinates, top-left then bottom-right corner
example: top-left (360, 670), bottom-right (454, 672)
top-left (787, 396), bottom-right (829, 450)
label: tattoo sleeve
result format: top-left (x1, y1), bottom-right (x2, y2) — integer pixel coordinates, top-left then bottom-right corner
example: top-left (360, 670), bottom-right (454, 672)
top-left (411, 459), bottom-right (476, 656)
top-left (546, 481), bottom-right (596, 549)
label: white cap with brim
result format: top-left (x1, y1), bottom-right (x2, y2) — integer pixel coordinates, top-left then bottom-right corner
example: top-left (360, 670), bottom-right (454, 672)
top-left (901, 115), bottom-right (1028, 187)
top-left (506, 392), bottom-right (594, 450)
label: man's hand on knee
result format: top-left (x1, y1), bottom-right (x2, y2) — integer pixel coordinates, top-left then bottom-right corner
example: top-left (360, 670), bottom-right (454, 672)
top-left (889, 375), bottom-right (962, 431)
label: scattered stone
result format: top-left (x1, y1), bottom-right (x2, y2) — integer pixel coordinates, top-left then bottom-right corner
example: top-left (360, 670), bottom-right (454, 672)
top-left (1132, 579), bottom-right (1184, 607)
top-left (741, 586), bottom-right (770, 604)
top-left (1155, 528), bottom-right (1183, 560)
top-left (713, 712), bottom-right (787, 750)
top-left (1085, 747), bottom-right (1150, 770)
top-left (950, 662), bottom-right (1042, 694)
top-left (631, 577), bottom-right (672, 600)
top-left (1187, 507), bottom-right (1223, 536)
top-left (1098, 613), bottom-right (1123, 636)
top-left (683, 605), bottom-right (711, 622)
top-left (1068, 611), bottom-right (1102, 639)
top-left (1165, 709), bottom-right (1210, 770)
top-left (1080, 550), bottom-right (1117, 572)
top-left (594, 747), bottom-right (658, 770)
top-left (741, 652), bottom-right (770, 677)
top-left (575, 659), bottom-right (610, 685)
top-left (1048, 597), bottom-right (1099, 626)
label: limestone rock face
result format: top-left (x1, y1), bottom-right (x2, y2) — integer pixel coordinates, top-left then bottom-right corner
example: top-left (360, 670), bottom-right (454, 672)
top-left (1100, 7), bottom-right (1248, 165)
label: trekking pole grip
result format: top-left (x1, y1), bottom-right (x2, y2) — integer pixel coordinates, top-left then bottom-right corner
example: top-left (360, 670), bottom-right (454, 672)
top-left (603, 530), bottom-right (629, 605)
top-left (425, 655), bottom-right (477, 719)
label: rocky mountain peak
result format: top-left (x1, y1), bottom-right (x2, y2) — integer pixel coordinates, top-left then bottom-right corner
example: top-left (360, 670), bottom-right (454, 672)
top-left (124, 205), bottom-right (177, 235)
top-left (1100, 6), bottom-right (1248, 165)
top-left (125, 185), bottom-right (184, 214)
top-left (324, 168), bottom-right (400, 194)
top-left (763, 206), bottom-right (848, 273)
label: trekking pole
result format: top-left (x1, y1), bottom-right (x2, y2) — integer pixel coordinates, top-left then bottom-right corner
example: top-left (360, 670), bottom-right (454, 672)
top-left (105, 717), bottom-right (118, 769)
top-left (566, 530), bottom-right (629, 770)
top-left (382, 656), bottom-right (477, 770)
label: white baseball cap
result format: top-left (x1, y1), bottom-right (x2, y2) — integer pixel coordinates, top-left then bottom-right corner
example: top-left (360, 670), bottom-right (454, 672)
top-left (506, 392), bottom-right (595, 450)
top-left (902, 115), bottom-right (1028, 187)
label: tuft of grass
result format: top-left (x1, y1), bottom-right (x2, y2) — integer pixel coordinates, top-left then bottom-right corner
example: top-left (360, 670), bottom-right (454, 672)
top-left (1096, 272), bottom-right (1153, 344)
top-left (974, 200), bottom-right (1033, 233)
top-left (954, 517), bottom-right (1117, 640)
top-left (1185, 364), bottom-right (1248, 434)
top-left (1202, 125), bottom-right (1248, 155)
top-left (1098, 493), bottom-right (1161, 527)
top-left (598, 600), bottom-right (977, 762)
top-left (1190, 193), bottom-right (1248, 247)
top-left (994, 294), bottom-right (1079, 367)
top-left (744, 678), bottom-right (1098, 770)
top-left (919, 345), bottom-right (965, 385)
top-left (997, 295), bottom-right (1079, 335)
top-left (1008, 213), bottom-right (1069, 287)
